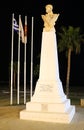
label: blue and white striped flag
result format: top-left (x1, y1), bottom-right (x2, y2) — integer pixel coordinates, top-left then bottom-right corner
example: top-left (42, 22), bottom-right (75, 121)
top-left (13, 18), bottom-right (19, 31)
top-left (13, 17), bottom-right (25, 43)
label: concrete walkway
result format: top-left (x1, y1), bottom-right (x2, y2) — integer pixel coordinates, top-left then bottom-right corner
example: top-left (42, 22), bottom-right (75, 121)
top-left (0, 105), bottom-right (84, 130)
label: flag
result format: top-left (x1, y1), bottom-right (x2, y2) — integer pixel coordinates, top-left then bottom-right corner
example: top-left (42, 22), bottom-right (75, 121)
top-left (13, 17), bottom-right (25, 43)
top-left (13, 18), bottom-right (19, 31)
top-left (24, 16), bottom-right (27, 44)
top-left (19, 17), bottom-right (25, 43)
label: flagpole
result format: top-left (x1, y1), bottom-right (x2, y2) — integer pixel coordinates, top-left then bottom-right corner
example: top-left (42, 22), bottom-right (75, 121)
top-left (10, 13), bottom-right (14, 105)
top-left (30, 16), bottom-right (34, 101)
top-left (24, 16), bottom-right (27, 104)
top-left (17, 15), bottom-right (21, 104)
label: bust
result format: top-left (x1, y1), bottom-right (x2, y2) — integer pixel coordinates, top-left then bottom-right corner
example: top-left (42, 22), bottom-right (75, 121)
top-left (41, 4), bottom-right (59, 32)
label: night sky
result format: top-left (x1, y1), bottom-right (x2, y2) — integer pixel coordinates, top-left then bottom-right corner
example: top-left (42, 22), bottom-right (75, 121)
top-left (0, 0), bottom-right (84, 87)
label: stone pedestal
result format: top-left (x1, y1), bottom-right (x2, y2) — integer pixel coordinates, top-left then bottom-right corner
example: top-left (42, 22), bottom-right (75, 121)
top-left (20, 31), bottom-right (75, 123)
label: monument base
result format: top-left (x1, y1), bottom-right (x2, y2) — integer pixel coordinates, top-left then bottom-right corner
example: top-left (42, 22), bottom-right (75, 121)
top-left (20, 102), bottom-right (75, 123)
top-left (20, 80), bottom-right (75, 123)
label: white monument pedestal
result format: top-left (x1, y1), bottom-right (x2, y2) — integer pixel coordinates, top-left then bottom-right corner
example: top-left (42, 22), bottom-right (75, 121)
top-left (20, 31), bottom-right (75, 123)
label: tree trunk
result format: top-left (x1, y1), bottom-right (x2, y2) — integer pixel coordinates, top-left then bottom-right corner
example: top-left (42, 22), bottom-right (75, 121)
top-left (13, 71), bottom-right (16, 90)
top-left (9, 70), bottom-right (10, 88)
top-left (66, 48), bottom-right (72, 98)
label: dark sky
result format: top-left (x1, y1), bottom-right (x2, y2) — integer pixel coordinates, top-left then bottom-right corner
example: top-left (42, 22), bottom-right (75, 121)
top-left (0, 1), bottom-right (84, 86)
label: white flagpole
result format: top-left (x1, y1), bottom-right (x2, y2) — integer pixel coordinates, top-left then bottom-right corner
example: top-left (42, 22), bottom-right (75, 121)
top-left (10, 13), bottom-right (14, 105)
top-left (17, 15), bottom-right (21, 104)
top-left (30, 16), bottom-right (34, 101)
top-left (24, 16), bottom-right (27, 104)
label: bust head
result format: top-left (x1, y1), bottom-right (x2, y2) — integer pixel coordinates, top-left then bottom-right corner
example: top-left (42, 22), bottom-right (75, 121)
top-left (45, 4), bottom-right (53, 13)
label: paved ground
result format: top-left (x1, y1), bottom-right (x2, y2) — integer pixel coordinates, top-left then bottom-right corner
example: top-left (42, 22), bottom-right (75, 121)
top-left (0, 105), bottom-right (84, 130)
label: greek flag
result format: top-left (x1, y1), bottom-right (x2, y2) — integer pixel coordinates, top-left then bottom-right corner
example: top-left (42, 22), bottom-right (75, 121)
top-left (13, 18), bottom-right (19, 31)
top-left (13, 17), bottom-right (25, 43)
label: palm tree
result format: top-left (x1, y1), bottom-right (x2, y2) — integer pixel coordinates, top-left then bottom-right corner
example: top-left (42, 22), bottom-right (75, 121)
top-left (57, 26), bottom-right (84, 98)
